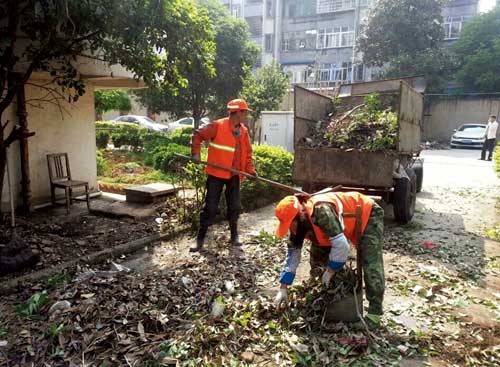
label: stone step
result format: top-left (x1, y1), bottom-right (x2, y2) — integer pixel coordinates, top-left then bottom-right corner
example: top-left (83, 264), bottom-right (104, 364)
top-left (124, 183), bottom-right (179, 204)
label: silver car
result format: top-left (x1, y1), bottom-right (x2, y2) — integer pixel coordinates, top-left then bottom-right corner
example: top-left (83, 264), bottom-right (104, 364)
top-left (111, 115), bottom-right (169, 132)
top-left (450, 123), bottom-right (486, 149)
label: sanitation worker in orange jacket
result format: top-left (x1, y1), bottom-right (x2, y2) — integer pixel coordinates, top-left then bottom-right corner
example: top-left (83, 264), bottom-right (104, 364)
top-left (274, 192), bottom-right (385, 329)
top-left (191, 99), bottom-right (256, 251)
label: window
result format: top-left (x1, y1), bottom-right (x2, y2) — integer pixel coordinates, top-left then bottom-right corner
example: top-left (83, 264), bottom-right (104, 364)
top-left (317, 27), bottom-right (354, 49)
top-left (289, 3), bottom-right (296, 17)
top-left (281, 39), bottom-right (290, 51)
top-left (231, 4), bottom-right (241, 18)
top-left (318, 62), bottom-right (353, 82)
top-left (281, 31), bottom-right (316, 52)
top-left (443, 16), bottom-right (469, 40)
top-left (265, 34), bottom-right (273, 52)
top-left (317, 0), bottom-right (355, 14)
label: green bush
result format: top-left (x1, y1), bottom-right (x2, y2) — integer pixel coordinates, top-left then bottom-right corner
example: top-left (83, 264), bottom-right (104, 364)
top-left (96, 150), bottom-right (108, 176)
top-left (240, 145), bottom-right (294, 211)
top-left (494, 143), bottom-right (500, 178)
top-left (169, 127), bottom-right (193, 146)
top-left (151, 144), bottom-right (191, 173)
top-left (111, 123), bottom-right (149, 150)
top-left (96, 129), bottom-right (110, 149)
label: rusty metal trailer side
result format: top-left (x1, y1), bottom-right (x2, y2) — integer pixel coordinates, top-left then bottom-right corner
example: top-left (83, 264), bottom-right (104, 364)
top-left (292, 81), bottom-right (424, 223)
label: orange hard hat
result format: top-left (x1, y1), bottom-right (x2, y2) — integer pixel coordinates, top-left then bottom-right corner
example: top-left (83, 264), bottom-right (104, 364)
top-left (227, 99), bottom-right (254, 112)
top-left (275, 196), bottom-right (301, 238)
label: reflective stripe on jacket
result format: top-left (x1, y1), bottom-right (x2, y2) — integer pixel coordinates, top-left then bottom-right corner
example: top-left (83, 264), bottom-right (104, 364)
top-left (206, 118), bottom-right (251, 179)
top-left (304, 192), bottom-right (374, 247)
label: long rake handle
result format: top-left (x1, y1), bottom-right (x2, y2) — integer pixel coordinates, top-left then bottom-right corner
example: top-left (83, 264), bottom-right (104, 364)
top-left (174, 153), bottom-right (308, 195)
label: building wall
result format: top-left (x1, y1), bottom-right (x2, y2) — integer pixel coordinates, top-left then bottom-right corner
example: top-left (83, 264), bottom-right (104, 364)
top-left (26, 81), bottom-right (100, 207)
top-left (220, 0), bottom-right (481, 89)
top-left (0, 80), bottom-right (101, 210)
top-left (0, 104), bottom-right (21, 212)
top-left (423, 97), bottom-right (500, 142)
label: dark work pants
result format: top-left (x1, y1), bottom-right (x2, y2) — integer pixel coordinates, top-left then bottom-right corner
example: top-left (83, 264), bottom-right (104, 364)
top-left (481, 138), bottom-right (496, 160)
top-left (199, 174), bottom-right (241, 227)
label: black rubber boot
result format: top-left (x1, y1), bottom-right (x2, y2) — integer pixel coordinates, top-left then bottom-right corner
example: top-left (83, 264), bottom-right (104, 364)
top-left (190, 226), bottom-right (208, 252)
top-left (229, 221), bottom-right (242, 246)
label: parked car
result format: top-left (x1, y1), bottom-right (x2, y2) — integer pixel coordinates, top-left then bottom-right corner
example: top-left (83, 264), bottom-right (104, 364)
top-left (167, 117), bottom-right (210, 132)
top-left (111, 115), bottom-right (169, 132)
top-left (450, 123), bottom-right (487, 149)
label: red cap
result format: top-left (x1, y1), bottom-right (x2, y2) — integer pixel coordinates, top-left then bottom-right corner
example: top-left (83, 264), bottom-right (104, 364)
top-left (275, 196), bottom-right (300, 238)
top-left (227, 99), bottom-right (254, 112)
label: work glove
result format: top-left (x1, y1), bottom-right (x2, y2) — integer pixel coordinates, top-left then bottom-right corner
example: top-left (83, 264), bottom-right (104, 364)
top-left (274, 288), bottom-right (289, 310)
top-left (321, 269), bottom-right (334, 287)
top-left (191, 153), bottom-right (200, 162)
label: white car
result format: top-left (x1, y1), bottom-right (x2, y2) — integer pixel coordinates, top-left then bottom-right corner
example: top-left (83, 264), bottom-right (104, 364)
top-left (167, 117), bottom-right (210, 132)
top-left (450, 123), bottom-right (487, 149)
top-left (111, 115), bottom-right (169, 132)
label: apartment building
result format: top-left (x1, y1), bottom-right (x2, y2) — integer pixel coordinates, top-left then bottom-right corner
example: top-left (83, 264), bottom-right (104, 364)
top-left (220, 0), bottom-right (480, 89)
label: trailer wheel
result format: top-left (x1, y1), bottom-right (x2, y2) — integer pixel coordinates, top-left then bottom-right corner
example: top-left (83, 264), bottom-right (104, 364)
top-left (413, 163), bottom-right (423, 193)
top-left (393, 168), bottom-right (416, 223)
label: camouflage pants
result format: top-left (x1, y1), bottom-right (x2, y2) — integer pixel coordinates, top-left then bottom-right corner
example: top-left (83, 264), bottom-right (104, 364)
top-left (309, 203), bottom-right (385, 315)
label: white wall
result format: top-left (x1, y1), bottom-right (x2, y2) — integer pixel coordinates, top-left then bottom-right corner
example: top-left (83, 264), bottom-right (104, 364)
top-left (424, 97), bottom-right (500, 141)
top-left (0, 104), bottom-right (21, 212)
top-left (0, 80), bottom-right (99, 209)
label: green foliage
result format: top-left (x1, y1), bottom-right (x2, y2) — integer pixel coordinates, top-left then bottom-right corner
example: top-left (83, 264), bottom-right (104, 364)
top-left (143, 127), bottom-right (193, 170)
top-left (96, 129), bottom-right (111, 149)
top-left (15, 291), bottom-right (50, 319)
top-left (169, 127), bottom-right (194, 146)
top-left (453, 7), bottom-right (500, 92)
top-left (240, 145), bottom-right (294, 211)
top-left (378, 48), bottom-right (456, 93)
top-left (159, 340), bottom-right (190, 359)
top-left (96, 150), bottom-right (108, 176)
top-left (150, 144), bottom-right (191, 173)
top-left (495, 143), bottom-right (500, 178)
top-left (94, 90), bottom-right (131, 117)
top-left (110, 123), bottom-right (149, 150)
top-left (324, 93), bottom-right (398, 151)
top-left (240, 62), bottom-right (290, 121)
top-left (135, 0), bottom-right (258, 127)
top-left (359, 0), bottom-right (445, 66)
top-left (44, 272), bottom-right (71, 290)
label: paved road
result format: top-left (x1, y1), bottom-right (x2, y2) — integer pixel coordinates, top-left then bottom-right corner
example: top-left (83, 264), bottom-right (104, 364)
top-left (421, 148), bottom-right (497, 188)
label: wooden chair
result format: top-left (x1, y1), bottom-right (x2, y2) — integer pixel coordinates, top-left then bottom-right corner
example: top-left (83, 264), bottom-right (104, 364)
top-left (47, 153), bottom-right (90, 213)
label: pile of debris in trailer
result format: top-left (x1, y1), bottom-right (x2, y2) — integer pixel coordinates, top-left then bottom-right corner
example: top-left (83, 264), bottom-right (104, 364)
top-left (300, 93), bottom-right (399, 151)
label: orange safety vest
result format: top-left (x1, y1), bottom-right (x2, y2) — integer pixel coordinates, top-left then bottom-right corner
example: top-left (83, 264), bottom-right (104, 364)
top-left (206, 118), bottom-right (250, 180)
top-left (303, 192), bottom-right (374, 247)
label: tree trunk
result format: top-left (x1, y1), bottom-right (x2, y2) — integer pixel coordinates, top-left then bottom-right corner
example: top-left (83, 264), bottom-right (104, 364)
top-left (0, 144), bottom-right (6, 214)
top-left (16, 75), bottom-right (32, 213)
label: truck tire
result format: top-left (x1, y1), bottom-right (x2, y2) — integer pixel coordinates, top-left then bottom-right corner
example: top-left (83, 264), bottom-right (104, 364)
top-left (412, 160), bottom-right (424, 193)
top-left (393, 168), bottom-right (416, 223)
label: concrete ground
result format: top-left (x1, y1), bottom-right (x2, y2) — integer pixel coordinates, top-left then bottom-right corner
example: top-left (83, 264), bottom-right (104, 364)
top-left (113, 148), bottom-right (499, 366)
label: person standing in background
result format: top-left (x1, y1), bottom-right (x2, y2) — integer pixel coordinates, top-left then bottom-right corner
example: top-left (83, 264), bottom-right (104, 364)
top-left (481, 115), bottom-right (498, 161)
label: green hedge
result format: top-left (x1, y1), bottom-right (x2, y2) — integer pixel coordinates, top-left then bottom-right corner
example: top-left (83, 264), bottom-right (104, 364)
top-left (494, 143), bottom-right (500, 178)
top-left (150, 144), bottom-right (192, 172)
top-left (96, 150), bottom-right (108, 176)
top-left (95, 121), bottom-right (163, 151)
top-left (240, 145), bottom-right (294, 211)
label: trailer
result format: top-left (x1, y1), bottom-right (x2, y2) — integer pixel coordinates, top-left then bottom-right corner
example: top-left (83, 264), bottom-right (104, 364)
top-left (293, 80), bottom-right (424, 223)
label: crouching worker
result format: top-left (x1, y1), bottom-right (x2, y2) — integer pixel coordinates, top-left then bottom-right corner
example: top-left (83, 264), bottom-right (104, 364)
top-left (273, 191), bottom-right (385, 329)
